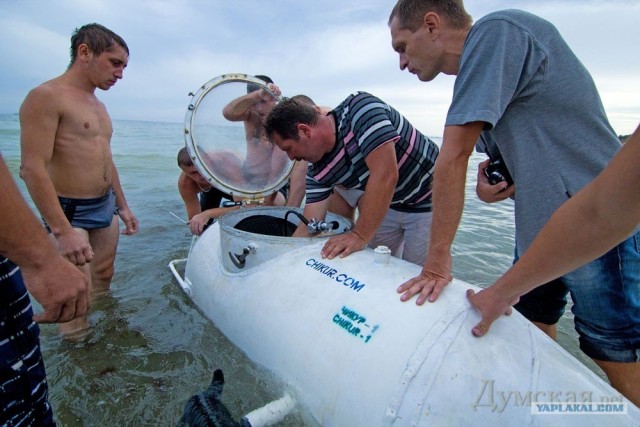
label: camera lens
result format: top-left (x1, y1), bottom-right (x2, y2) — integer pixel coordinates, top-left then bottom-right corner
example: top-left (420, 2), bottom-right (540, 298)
top-left (484, 158), bottom-right (513, 186)
top-left (488, 171), bottom-right (505, 185)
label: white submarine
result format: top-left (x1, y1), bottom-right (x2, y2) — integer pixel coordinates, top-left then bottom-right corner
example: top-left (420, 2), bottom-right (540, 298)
top-left (169, 74), bottom-right (640, 426)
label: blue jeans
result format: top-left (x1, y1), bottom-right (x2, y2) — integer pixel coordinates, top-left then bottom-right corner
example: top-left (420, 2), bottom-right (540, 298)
top-left (514, 232), bottom-right (640, 363)
top-left (0, 257), bottom-right (55, 426)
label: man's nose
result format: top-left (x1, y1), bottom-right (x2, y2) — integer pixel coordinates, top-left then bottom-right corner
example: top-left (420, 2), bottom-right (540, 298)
top-left (399, 55), bottom-right (408, 70)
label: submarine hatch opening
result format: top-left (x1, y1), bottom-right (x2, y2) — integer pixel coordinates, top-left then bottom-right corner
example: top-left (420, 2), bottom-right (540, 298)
top-left (233, 214), bottom-right (297, 237)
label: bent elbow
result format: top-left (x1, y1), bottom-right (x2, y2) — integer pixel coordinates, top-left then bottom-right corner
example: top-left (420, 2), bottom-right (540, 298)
top-left (18, 163), bottom-right (32, 182)
top-left (387, 168), bottom-right (399, 188)
top-left (222, 106), bottom-right (241, 122)
top-left (18, 161), bottom-right (44, 186)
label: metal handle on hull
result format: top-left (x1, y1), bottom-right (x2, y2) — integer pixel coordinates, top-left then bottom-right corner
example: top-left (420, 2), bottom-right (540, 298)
top-left (229, 245), bottom-right (256, 269)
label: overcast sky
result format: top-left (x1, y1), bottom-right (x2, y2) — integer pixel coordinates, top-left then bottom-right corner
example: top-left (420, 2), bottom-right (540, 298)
top-left (1, 0), bottom-right (639, 136)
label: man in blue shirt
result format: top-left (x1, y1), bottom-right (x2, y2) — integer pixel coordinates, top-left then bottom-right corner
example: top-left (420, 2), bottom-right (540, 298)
top-left (388, 0), bottom-right (638, 405)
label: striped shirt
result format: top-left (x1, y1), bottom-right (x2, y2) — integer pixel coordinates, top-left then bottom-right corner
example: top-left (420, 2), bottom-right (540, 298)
top-left (306, 92), bottom-right (438, 212)
top-left (1, 256), bottom-right (54, 426)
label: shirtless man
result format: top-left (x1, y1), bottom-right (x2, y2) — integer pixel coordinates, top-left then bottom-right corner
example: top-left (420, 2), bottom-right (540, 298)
top-left (19, 23), bottom-right (139, 335)
top-left (177, 147), bottom-right (287, 235)
top-left (222, 75), bottom-right (285, 187)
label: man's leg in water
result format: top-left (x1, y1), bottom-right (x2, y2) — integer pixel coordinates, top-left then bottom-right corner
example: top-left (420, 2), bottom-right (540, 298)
top-left (58, 217), bottom-right (119, 336)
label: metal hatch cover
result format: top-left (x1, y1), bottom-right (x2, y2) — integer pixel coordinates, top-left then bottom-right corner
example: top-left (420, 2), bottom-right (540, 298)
top-left (184, 73), bottom-right (293, 200)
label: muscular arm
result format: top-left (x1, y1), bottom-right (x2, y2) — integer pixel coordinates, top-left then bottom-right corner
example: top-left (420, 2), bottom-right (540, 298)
top-left (178, 172), bottom-right (203, 219)
top-left (0, 156), bottom-right (88, 323)
top-left (19, 87), bottom-right (94, 265)
top-left (468, 124), bottom-right (640, 336)
top-left (222, 83), bottom-right (280, 126)
top-left (398, 122), bottom-right (484, 304)
top-left (222, 91), bottom-right (258, 122)
top-left (177, 172), bottom-right (241, 235)
top-left (19, 87), bottom-right (74, 237)
top-left (188, 205), bottom-right (240, 236)
top-left (286, 160), bottom-right (308, 207)
top-left (321, 141), bottom-right (398, 259)
top-left (222, 84), bottom-right (281, 122)
top-left (1, 156), bottom-right (62, 269)
top-left (111, 160), bottom-right (138, 235)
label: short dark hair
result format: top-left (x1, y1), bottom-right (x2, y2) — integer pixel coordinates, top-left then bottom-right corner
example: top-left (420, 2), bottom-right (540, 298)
top-left (263, 98), bottom-right (320, 142)
top-left (290, 94), bottom-right (316, 106)
top-left (69, 23), bottom-right (129, 67)
top-left (247, 74), bottom-right (273, 94)
top-left (177, 147), bottom-right (193, 167)
top-left (389, 0), bottom-right (472, 31)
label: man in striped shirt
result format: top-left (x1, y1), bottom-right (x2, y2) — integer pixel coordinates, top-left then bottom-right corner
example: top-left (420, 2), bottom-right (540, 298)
top-left (0, 155), bottom-right (87, 426)
top-left (264, 92), bottom-right (439, 265)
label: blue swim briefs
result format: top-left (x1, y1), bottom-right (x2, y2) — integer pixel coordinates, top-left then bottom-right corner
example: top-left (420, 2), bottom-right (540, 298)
top-left (55, 189), bottom-right (118, 230)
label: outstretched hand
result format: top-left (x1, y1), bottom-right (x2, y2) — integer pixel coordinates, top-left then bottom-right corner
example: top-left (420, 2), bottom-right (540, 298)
top-left (397, 254), bottom-right (453, 304)
top-left (466, 287), bottom-right (518, 337)
top-left (189, 211), bottom-right (212, 236)
top-left (321, 231), bottom-right (367, 259)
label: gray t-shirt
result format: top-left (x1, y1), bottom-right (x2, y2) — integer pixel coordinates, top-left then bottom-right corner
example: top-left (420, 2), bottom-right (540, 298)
top-left (446, 9), bottom-right (621, 253)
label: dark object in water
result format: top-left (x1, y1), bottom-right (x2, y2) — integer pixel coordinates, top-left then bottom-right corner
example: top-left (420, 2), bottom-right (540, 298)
top-left (178, 369), bottom-right (251, 427)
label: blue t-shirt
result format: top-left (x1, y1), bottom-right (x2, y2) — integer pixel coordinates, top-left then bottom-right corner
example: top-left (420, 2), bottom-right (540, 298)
top-left (446, 9), bottom-right (621, 252)
top-left (306, 92), bottom-right (439, 212)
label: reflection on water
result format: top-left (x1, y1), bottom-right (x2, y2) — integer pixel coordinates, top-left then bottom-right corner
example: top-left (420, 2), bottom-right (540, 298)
top-left (40, 248), bottom-right (308, 426)
top-left (0, 116), bottom-right (606, 425)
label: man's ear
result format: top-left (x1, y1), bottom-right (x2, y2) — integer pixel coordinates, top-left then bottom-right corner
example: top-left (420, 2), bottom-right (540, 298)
top-left (424, 11), bottom-right (441, 36)
top-left (77, 43), bottom-right (92, 62)
top-left (298, 123), bottom-right (312, 139)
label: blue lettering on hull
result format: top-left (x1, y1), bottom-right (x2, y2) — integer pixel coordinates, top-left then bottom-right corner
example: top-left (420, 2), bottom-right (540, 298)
top-left (305, 258), bottom-right (365, 292)
top-left (332, 306), bottom-right (379, 344)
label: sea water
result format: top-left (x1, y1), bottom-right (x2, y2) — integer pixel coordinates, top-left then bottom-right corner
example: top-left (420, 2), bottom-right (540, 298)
top-left (0, 114), bottom-right (604, 426)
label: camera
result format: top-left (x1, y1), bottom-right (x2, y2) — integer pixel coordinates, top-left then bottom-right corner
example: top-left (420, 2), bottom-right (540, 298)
top-left (484, 158), bottom-right (513, 186)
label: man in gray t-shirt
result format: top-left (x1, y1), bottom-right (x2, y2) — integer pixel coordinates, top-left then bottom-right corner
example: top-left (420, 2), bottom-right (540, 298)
top-left (389, 0), bottom-right (639, 406)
